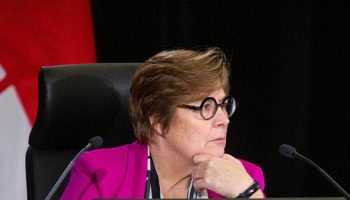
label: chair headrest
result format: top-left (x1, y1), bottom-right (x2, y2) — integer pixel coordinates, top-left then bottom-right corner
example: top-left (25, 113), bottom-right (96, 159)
top-left (29, 63), bottom-right (141, 150)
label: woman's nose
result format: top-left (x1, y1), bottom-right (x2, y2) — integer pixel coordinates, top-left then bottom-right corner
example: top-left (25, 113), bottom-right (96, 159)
top-left (213, 106), bottom-right (230, 127)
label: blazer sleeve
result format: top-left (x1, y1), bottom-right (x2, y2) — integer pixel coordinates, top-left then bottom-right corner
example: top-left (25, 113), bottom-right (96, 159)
top-left (240, 159), bottom-right (265, 191)
top-left (60, 152), bottom-right (101, 200)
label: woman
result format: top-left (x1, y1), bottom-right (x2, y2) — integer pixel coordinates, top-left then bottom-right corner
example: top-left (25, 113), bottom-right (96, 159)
top-left (61, 47), bottom-right (265, 199)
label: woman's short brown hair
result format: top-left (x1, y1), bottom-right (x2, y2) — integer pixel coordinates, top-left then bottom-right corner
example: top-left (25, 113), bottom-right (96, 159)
top-left (129, 47), bottom-right (231, 144)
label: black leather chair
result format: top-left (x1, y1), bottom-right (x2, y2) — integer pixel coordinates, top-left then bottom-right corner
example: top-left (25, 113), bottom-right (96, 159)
top-left (26, 63), bottom-right (141, 200)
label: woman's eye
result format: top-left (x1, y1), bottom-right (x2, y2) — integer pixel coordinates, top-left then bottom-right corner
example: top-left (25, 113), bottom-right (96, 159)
top-left (203, 103), bottom-right (211, 110)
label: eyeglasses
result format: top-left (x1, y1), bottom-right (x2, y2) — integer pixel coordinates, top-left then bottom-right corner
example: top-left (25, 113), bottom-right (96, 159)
top-left (177, 96), bottom-right (237, 120)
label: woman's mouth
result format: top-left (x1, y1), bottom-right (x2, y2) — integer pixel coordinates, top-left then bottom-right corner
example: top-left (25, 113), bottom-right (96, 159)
top-left (209, 137), bottom-right (226, 143)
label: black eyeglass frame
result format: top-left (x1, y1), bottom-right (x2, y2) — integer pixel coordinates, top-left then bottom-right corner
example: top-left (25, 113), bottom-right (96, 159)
top-left (177, 95), bottom-right (236, 120)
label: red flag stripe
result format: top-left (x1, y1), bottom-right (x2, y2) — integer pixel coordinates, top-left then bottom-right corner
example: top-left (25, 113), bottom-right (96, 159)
top-left (0, 0), bottom-right (96, 123)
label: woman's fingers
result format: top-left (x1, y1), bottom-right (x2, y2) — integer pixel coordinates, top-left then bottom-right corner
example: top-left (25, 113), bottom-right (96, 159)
top-left (191, 153), bottom-right (254, 198)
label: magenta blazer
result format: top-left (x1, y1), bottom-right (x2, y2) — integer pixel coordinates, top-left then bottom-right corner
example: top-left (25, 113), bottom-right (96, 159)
top-left (61, 141), bottom-right (265, 199)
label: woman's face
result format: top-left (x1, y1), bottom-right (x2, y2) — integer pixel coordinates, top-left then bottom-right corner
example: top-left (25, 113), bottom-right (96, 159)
top-left (163, 88), bottom-right (230, 161)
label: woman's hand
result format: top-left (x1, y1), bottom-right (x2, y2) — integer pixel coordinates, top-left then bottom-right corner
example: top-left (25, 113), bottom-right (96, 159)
top-left (192, 153), bottom-right (264, 198)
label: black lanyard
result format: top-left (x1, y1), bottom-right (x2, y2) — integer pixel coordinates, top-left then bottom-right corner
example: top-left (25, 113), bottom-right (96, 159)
top-left (150, 156), bottom-right (161, 198)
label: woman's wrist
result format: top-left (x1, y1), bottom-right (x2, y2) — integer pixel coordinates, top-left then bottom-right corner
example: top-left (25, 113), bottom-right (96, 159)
top-left (236, 180), bottom-right (260, 198)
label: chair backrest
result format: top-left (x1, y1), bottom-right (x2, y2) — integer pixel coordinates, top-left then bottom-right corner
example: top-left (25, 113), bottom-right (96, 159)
top-left (26, 63), bottom-right (141, 200)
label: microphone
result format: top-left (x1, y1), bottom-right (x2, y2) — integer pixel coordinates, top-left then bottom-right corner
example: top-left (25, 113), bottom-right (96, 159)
top-left (279, 144), bottom-right (350, 200)
top-left (45, 136), bottom-right (104, 200)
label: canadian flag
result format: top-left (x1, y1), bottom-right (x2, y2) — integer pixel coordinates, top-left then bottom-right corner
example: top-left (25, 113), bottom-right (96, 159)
top-left (0, 1), bottom-right (96, 199)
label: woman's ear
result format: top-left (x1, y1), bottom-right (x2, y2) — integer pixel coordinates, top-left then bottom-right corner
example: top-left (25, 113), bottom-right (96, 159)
top-left (149, 116), bottom-right (164, 136)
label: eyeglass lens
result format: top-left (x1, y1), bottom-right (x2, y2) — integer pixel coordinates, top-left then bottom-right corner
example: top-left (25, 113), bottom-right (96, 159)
top-left (200, 96), bottom-right (236, 120)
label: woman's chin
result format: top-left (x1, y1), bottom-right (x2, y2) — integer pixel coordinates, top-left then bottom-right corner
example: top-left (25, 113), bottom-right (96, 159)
top-left (203, 144), bottom-right (226, 157)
